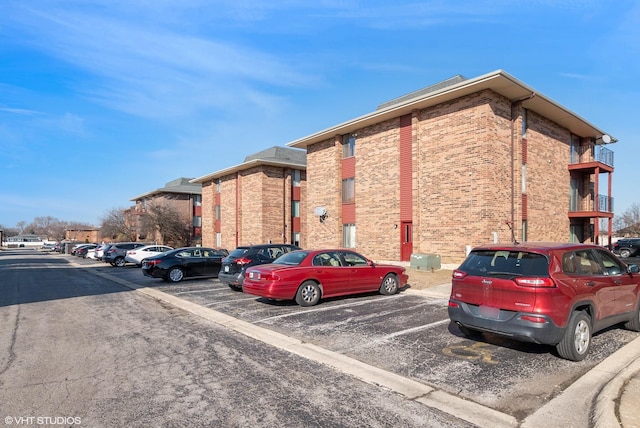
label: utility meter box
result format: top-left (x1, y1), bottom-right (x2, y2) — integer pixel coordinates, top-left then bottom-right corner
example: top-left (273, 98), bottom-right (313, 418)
top-left (410, 253), bottom-right (441, 270)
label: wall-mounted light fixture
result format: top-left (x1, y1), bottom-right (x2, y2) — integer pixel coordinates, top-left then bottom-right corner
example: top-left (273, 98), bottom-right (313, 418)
top-left (314, 206), bottom-right (328, 223)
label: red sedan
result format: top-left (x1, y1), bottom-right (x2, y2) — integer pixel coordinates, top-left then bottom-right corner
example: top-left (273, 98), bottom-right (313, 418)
top-left (242, 249), bottom-right (409, 306)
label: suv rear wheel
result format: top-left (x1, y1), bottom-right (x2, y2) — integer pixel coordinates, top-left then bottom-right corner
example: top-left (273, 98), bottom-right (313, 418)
top-left (556, 311), bottom-right (591, 361)
top-left (114, 257), bottom-right (126, 267)
top-left (619, 248), bottom-right (632, 258)
top-left (624, 299), bottom-right (640, 331)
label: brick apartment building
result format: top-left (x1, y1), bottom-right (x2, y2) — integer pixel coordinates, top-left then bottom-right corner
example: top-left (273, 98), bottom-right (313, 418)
top-left (287, 70), bottom-right (615, 264)
top-left (192, 147), bottom-right (306, 249)
top-left (128, 177), bottom-right (203, 246)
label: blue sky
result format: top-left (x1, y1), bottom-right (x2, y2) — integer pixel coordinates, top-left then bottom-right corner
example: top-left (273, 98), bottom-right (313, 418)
top-left (1, 1), bottom-right (638, 229)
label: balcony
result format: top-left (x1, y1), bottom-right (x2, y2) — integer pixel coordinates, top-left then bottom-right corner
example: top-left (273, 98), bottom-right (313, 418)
top-left (569, 145), bottom-right (614, 172)
top-left (569, 193), bottom-right (614, 218)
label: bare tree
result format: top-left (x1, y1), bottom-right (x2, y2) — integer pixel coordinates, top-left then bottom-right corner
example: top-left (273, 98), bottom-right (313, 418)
top-left (614, 203), bottom-right (640, 236)
top-left (139, 203), bottom-right (191, 247)
top-left (27, 216), bottom-right (68, 241)
top-left (100, 208), bottom-right (136, 241)
top-left (16, 221), bottom-right (27, 234)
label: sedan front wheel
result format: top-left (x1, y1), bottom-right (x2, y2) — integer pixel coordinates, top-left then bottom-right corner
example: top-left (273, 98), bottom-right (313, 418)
top-left (379, 274), bottom-right (399, 295)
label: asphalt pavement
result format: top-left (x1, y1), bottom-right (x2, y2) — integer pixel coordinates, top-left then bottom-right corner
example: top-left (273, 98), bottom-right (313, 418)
top-left (7, 248), bottom-right (640, 427)
top-left (405, 282), bottom-right (640, 428)
top-left (86, 253), bottom-right (640, 428)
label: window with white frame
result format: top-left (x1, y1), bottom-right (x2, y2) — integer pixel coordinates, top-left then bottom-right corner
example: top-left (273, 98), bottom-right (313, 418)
top-left (292, 169), bottom-right (301, 187)
top-left (343, 224), bottom-right (356, 248)
top-left (342, 134), bottom-right (355, 158)
top-left (291, 232), bottom-right (300, 247)
top-left (291, 201), bottom-right (300, 217)
top-left (342, 178), bottom-right (355, 203)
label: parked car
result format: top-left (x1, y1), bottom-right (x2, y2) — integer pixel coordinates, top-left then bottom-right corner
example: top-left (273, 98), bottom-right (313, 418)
top-left (41, 242), bottom-right (56, 251)
top-left (76, 244), bottom-right (98, 258)
top-left (94, 244), bottom-right (108, 260)
top-left (448, 242), bottom-right (640, 361)
top-left (125, 245), bottom-right (174, 267)
top-left (242, 249), bottom-right (408, 307)
top-left (142, 247), bottom-right (229, 282)
top-left (85, 246), bottom-right (98, 259)
top-left (103, 242), bottom-right (149, 267)
top-left (612, 238), bottom-right (640, 258)
top-left (70, 243), bottom-right (94, 256)
top-left (219, 244), bottom-right (301, 290)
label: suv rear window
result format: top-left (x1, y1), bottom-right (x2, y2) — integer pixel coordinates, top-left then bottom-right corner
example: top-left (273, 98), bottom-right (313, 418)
top-left (459, 250), bottom-right (550, 277)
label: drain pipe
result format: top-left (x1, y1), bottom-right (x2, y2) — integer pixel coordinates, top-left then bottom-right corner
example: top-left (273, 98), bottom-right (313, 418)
top-left (510, 92), bottom-right (535, 244)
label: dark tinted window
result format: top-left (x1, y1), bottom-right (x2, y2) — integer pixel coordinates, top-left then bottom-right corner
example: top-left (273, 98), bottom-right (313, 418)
top-left (273, 251), bottom-right (309, 266)
top-left (229, 247), bottom-right (251, 257)
top-left (459, 250), bottom-right (549, 277)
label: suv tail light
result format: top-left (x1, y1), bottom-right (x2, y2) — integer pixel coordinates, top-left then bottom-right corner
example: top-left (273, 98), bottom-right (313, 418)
top-left (514, 277), bottom-right (556, 288)
top-left (452, 269), bottom-right (467, 279)
top-left (235, 257), bottom-right (252, 265)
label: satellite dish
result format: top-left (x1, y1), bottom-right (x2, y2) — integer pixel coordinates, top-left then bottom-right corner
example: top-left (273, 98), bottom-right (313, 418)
top-left (601, 134), bottom-right (611, 144)
top-left (314, 206), bottom-right (327, 217)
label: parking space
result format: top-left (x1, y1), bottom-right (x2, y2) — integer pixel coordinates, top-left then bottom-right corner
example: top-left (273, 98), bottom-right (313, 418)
top-left (72, 255), bottom-right (640, 419)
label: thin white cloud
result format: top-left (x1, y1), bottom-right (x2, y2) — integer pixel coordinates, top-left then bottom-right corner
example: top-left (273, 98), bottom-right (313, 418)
top-left (3, 2), bottom-right (320, 119)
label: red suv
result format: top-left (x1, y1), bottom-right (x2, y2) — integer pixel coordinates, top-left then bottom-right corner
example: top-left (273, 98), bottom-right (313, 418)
top-left (448, 242), bottom-right (640, 361)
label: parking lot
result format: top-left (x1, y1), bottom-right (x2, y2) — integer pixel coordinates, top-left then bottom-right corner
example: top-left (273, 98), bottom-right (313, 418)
top-left (69, 254), bottom-right (639, 423)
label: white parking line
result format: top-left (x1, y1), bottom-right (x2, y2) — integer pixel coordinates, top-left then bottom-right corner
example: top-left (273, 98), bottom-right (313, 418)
top-left (173, 288), bottom-right (226, 295)
top-left (255, 294), bottom-right (407, 323)
top-left (205, 297), bottom-right (257, 305)
top-left (383, 319), bottom-right (450, 339)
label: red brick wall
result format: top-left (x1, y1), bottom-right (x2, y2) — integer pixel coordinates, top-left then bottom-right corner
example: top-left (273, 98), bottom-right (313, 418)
top-left (305, 89), bottom-right (577, 264)
top-left (201, 167), bottom-right (306, 250)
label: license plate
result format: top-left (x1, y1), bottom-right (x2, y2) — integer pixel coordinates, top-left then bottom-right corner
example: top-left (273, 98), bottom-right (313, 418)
top-left (479, 305), bottom-right (500, 319)
top-left (224, 265), bottom-right (229, 272)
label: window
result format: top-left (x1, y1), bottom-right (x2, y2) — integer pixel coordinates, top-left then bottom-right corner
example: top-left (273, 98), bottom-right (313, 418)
top-left (291, 201), bottom-right (300, 217)
top-left (343, 224), bottom-right (356, 248)
top-left (215, 205), bottom-right (221, 220)
top-left (342, 134), bottom-right (355, 158)
top-left (342, 178), bottom-right (355, 203)
top-left (216, 233), bottom-right (222, 247)
top-left (341, 251), bottom-right (368, 266)
top-left (193, 216), bottom-right (202, 227)
top-left (291, 232), bottom-right (300, 247)
top-left (292, 170), bottom-right (301, 187)
top-left (193, 195), bottom-right (202, 206)
top-left (562, 250), bottom-right (603, 275)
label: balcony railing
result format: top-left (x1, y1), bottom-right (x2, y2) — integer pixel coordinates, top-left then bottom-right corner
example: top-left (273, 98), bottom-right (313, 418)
top-left (569, 193), bottom-right (614, 213)
top-left (570, 145), bottom-right (614, 167)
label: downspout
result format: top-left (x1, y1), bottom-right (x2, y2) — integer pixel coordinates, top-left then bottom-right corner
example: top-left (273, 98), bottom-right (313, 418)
top-left (510, 92), bottom-right (535, 244)
top-left (283, 169), bottom-right (288, 244)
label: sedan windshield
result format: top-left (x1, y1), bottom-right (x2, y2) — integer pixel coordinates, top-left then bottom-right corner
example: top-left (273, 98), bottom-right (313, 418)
top-left (273, 251), bottom-right (309, 266)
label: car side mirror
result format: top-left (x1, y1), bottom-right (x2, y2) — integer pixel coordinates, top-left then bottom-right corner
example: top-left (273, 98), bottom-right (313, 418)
top-left (367, 259), bottom-right (375, 267)
top-left (628, 264), bottom-right (640, 274)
